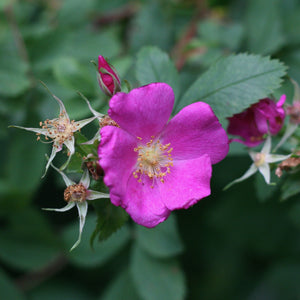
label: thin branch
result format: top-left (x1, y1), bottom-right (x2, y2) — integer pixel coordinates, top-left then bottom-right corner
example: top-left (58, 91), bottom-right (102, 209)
top-left (93, 4), bottom-right (138, 27)
top-left (171, 0), bottom-right (209, 70)
top-left (15, 254), bottom-right (68, 291)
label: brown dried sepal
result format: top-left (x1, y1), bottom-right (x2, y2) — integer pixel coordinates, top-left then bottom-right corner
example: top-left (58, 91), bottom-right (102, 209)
top-left (275, 152), bottom-right (300, 178)
top-left (100, 115), bottom-right (119, 128)
top-left (64, 183), bottom-right (87, 203)
top-left (85, 161), bottom-right (104, 180)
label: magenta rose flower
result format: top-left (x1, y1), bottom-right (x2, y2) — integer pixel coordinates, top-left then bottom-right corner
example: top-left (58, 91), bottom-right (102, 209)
top-left (227, 96), bottom-right (286, 147)
top-left (97, 55), bottom-right (121, 96)
top-left (98, 83), bottom-right (229, 227)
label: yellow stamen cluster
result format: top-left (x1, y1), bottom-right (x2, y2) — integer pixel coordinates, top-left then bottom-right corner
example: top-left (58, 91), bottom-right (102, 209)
top-left (64, 183), bottom-right (87, 203)
top-left (37, 112), bottom-right (79, 147)
top-left (133, 136), bottom-right (173, 188)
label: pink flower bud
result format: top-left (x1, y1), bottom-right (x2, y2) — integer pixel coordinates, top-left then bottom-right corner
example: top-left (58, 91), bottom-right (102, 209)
top-left (97, 55), bottom-right (121, 96)
top-left (227, 95), bottom-right (286, 147)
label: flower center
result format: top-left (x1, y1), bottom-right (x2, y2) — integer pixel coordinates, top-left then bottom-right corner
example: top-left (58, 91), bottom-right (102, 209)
top-left (37, 112), bottom-right (79, 146)
top-left (254, 153), bottom-right (266, 167)
top-left (64, 183), bottom-right (87, 203)
top-left (133, 136), bottom-right (173, 187)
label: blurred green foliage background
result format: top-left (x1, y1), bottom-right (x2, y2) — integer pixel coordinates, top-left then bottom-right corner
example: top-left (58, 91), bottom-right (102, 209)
top-left (1, 0), bottom-right (300, 299)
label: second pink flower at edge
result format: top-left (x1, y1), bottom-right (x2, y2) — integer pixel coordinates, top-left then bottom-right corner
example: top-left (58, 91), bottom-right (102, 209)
top-left (227, 96), bottom-right (286, 147)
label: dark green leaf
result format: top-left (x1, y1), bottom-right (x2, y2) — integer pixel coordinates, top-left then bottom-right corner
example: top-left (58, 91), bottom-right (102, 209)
top-left (136, 215), bottom-right (184, 258)
top-left (254, 172), bottom-right (278, 202)
top-left (0, 209), bottom-right (60, 271)
top-left (130, 244), bottom-right (186, 300)
top-left (100, 269), bottom-right (141, 300)
top-left (136, 47), bottom-right (180, 99)
top-left (63, 214), bottom-right (130, 267)
top-left (28, 280), bottom-right (92, 300)
top-left (282, 50), bottom-right (300, 82)
top-left (176, 54), bottom-right (287, 120)
top-left (0, 268), bottom-right (25, 300)
top-left (91, 198), bottom-right (129, 243)
top-left (281, 173), bottom-right (300, 201)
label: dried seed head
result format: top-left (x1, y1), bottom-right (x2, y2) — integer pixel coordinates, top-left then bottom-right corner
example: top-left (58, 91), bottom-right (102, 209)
top-left (64, 183), bottom-right (87, 203)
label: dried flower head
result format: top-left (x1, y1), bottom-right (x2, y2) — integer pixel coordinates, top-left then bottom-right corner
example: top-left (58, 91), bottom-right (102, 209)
top-left (11, 88), bottom-right (97, 175)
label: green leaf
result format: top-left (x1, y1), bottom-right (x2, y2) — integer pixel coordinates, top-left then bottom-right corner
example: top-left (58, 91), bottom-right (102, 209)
top-left (100, 269), bottom-right (141, 300)
top-left (129, 2), bottom-right (173, 52)
top-left (91, 198), bottom-right (129, 243)
top-left (28, 280), bottom-right (92, 300)
top-left (0, 268), bottom-right (25, 300)
top-left (176, 54), bottom-right (287, 120)
top-left (130, 245), bottom-right (186, 300)
top-left (52, 57), bottom-right (95, 96)
top-left (136, 47), bottom-right (180, 100)
top-left (0, 33), bottom-right (31, 97)
top-left (136, 215), bottom-right (184, 258)
top-left (283, 9), bottom-right (300, 45)
top-left (0, 209), bottom-right (60, 271)
top-left (281, 173), bottom-right (300, 201)
top-left (289, 202), bottom-right (300, 229)
top-left (282, 50), bottom-right (300, 83)
top-left (254, 172), bottom-right (278, 202)
top-left (5, 131), bottom-right (48, 200)
top-left (63, 214), bottom-right (130, 267)
top-left (198, 20), bottom-right (244, 51)
top-left (244, 0), bottom-right (285, 55)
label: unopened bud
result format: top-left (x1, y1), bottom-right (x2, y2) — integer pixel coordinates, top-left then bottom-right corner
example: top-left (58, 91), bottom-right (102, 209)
top-left (97, 55), bottom-right (121, 97)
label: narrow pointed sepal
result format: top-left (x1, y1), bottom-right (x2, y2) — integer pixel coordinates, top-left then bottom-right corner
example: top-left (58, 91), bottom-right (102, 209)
top-left (70, 202), bottom-right (88, 251)
top-left (258, 163), bottom-right (270, 184)
top-left (42, 201), bottom-right (75, 212)
top-left (50, 161), bottom-right (75, 186)
top-left (42, 145), bottom-right (61, 178)
top-left (273, 123), bottom-right (298, 152)
top-left (224, 163), bottom-right (258, 190)
top-left (87, 190), bottom-right (110, 200)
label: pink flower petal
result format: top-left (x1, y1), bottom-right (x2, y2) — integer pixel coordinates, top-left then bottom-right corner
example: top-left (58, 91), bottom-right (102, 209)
top-left (108, 83), bottom-right (174, 139)
top-left (161, 155), bottom-right (212, 210)
top-left (124, 176), bottom-right (171, 228)
top-left (98, 126), bottom-right (137, 206)
top-left (160, 102), bottom-right (229, 164)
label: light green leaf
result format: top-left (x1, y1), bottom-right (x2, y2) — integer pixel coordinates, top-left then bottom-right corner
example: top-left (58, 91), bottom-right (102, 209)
top-left (129, 2), bottom-right (172, 52)
top-left (100, 269), bottom-right (141, 300)
top-left (244, 0), bottom-right (285, 55)
top-left (198, 20), bottom-right (244, 51)
top-left (5, 132), bottom-right (48, 201)
top-left (176, 54), bottom-right (286, 120)
top-left (136, 47), bottom-right (180, 99)
top-left (0, 33), bottom-right (30, 97)
top-left (53, 57), bottom-right (95, 96)
top-left (136, 215), bottom-right (184, 258)
top-left (0, 268), bottom-right (25, 300)
top-left (130, 245), bottom-right (186, 300)
top-left (63, 214), bottom-right (130, 267)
